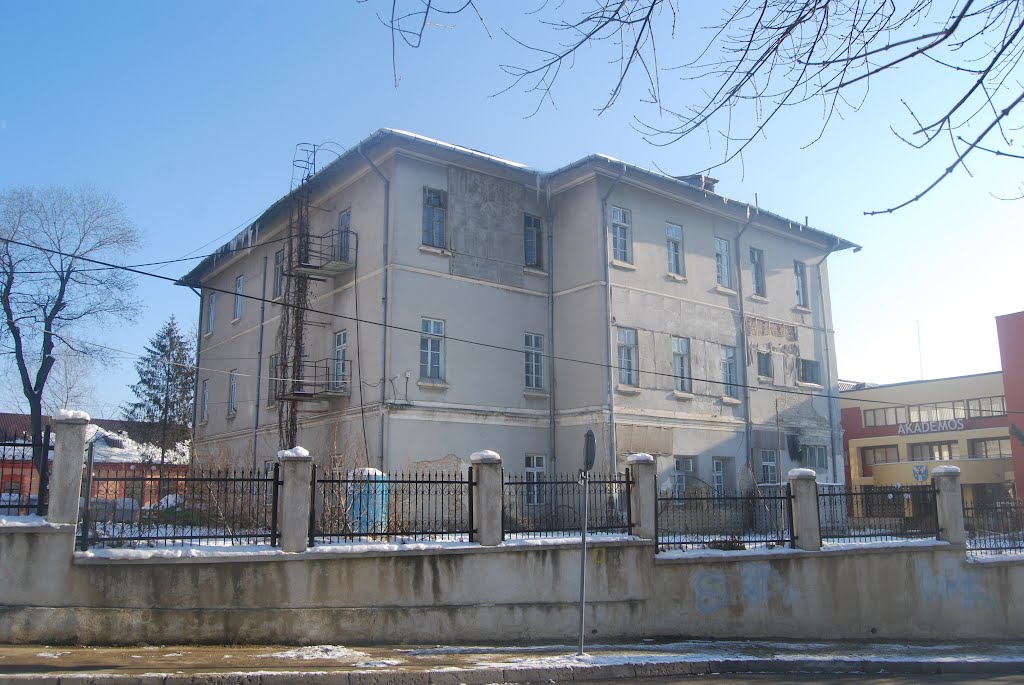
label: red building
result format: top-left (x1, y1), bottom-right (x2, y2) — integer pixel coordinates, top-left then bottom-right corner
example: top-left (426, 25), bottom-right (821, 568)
top-left (996, 311), bottom-right (1024, 498)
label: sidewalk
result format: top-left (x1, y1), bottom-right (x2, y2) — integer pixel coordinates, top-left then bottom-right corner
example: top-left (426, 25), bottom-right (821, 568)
top-left (1, 639), bottom-right (1022, 684)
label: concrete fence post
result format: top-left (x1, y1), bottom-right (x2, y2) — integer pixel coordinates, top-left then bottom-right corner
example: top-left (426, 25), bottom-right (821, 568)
top-left (471, 450), bottom-right (502, 546)
top-left (627, 453), bottom-right (656, 540)
top-left (932, 465), bottom-right (965, 545)
top-left (788, 468), bottom-right (822, 551)
top-left (49, 411), bottom-right (91, 526)
top-left (277, 447), bottom-right (313, 553)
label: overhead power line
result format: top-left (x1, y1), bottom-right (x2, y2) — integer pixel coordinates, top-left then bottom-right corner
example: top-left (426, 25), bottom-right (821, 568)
top-left (3, 236), bottom-right (1020, 418)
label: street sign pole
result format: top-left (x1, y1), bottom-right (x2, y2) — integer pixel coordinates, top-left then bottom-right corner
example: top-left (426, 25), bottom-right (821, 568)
top-left (578, 429), bottom-right (596, 656)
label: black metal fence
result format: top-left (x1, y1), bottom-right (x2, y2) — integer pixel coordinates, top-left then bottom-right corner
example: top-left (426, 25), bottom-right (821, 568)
top-left (965, 499), bottom-right (1024, 556)
top-left (77, 463), bottom-right (281, 550)
top-left (502, 471), bottom-right (632, 539)
top-left (0, 430), bottom-right (52, 516)
top-left (655, 485), bottom-right (793, 552)
top-left (818, 484), bottom-right (939, 544)
top-left (311, 468), bottom-right (474, 544)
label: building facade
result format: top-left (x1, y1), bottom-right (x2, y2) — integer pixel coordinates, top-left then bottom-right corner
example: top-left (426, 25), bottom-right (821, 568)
top-left (841, 372), bottom-right (1016, 504)
top-left (181, 129), bottom-right (857, 492)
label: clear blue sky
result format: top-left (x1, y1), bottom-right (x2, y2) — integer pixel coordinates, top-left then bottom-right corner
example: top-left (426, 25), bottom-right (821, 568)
top-left (1, 1), bottom-right (1020, 418)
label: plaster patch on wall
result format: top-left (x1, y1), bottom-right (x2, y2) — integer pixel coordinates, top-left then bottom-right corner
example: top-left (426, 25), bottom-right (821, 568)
top-left (913, 556), bottom-right (996, 612)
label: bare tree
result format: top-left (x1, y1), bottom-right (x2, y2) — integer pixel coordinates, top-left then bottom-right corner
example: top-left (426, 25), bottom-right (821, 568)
top-left (373, 0), bottom-right (1024, 212)
top-left (0, 185), bottom-right (141, 470)
top-left (41, 353), bottom-right (98, 417)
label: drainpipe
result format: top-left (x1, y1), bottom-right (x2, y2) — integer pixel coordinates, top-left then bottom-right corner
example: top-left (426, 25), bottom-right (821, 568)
top-left (358, 144), bottom-right (390, 469)
top-left (545, 175), bottom-right (556, 470)
top-left (735, 206), bottom-right (756, 488)
top-left (251, 255), bottom-right (269, 468)
top-left (600, 163), bottom-right (627, 473)
top-left (190, 286), bottom-right (203, 454)
top-left (815, 238), bottom-right (840, 481)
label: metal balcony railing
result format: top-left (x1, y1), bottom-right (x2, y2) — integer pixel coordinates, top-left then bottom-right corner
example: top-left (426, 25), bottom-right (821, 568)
top-left (279, 358), bottom-right (352, 400)
top-left (292, 229), bottom-right (357, 276)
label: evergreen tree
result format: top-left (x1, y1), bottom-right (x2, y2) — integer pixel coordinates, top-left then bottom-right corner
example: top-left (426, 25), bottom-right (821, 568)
top-left (122, 315), bottom-right (195, 457)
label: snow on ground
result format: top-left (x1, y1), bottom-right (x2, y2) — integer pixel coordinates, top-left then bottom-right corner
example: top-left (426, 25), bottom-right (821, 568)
top-left (256, 645), bottom-right (405, 668)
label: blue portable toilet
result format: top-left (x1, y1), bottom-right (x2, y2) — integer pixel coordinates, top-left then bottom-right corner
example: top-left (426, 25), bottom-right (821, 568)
top-left (348, 468), bottom-right (388, 534)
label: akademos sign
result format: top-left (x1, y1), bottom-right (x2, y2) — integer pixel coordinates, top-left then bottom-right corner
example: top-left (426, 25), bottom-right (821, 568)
top-left (897, 418), bottom-right (965, 435)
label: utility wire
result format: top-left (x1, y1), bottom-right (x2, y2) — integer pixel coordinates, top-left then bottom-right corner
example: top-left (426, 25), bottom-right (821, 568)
top-left (3, 236), bottom-right (1020, 417)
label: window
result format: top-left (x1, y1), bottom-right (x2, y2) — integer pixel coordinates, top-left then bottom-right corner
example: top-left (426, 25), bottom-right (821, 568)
top-left (205, 292), bottom-right (216, 335)
top-left (422, 188), bottom-right (446, 248)
top-left (798, 359), bottom-right (821, 385)
top-left (908, 401), bottom-right (966, 422)
top-left (969, 438), bottom-right (1010, 458)
top-left (333, 331), bottom-right (348, 390)
top-left (233, 275), bottom-right (244, 320)
top-left (863, 406), bottom-right (908, 427)
top-left (750, 247), bottom-right (766, 297)
top-left (525, 454), bottom-right (546, 505)
top-left (200, 379), bottom-right (209, 423)
top-left (794, 261), bottom-right (809, 308)
top-left (715, 237), bottom-right (732, 288)
top-left (673, 457), bottom-right (694, 498)
top-left (712, 458), bottom-right (726, 496)
top-left (227, 370), bottom-right (237, 415)
top-left (861, 445), bottom-right (899, 466)
top-left (617, 327), bottom-right (638, 386)
top-left (967, 396), bottom-right (1007, 418)
top-left (666, 223), bottom-right (683, 275)
top-left (524, 214), bottom-right (543, 268)
top-left (420, 318), bottom-right (445, 380)
top-left (268, 353), bottom-right (279, 405)
top-left (760, 449), bottom-right (779, 484)
top-left (720, 345), bottom-right (738, 398)
top-left (671, 336), bottom-right (691, 392)
top-left (337, 209), bottom-right (352, 262)
top-left (524, 332), bottom-right (544, 390)
top-left (909, 441), bottom-right (960, 461)
top-left (801, 445), bottom-right (828, 469)
top-left (273, 249), bottom-right (285, 299)
top-left (756, 351), bottom-right (772, 379)
top-left (611, 206), bottom-right (632, 263)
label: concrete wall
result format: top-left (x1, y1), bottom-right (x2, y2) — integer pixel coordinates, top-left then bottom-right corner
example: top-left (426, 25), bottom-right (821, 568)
top-left (2, 526), bottom-right (1022, 645)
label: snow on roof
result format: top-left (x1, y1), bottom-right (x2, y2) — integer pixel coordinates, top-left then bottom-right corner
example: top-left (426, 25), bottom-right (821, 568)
top-left (384, 129), bottom-right (533, 170)
top-left (85, 424), bottom-right (190, 465)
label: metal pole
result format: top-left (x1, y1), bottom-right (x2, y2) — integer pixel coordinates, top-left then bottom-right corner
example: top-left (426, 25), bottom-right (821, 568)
top-left (577, 470), bottom-right (590, 656)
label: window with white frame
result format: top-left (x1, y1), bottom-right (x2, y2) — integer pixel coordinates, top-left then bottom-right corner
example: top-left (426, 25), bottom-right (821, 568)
top-left (712, 458), bottom-right (726, 496)
top-left (273, 249), bottom-right (285, 299)
top-left (201, 379), bottom-right (209, 423)
top-left (666, 223), bottom-right (683, 275)
top-left (524, 332), bottom-right (544, 390)
top-left (715, 237), bottom-right (732, 288)
top-left (756, 351), bottom-right (773, 379)
top-left (760, 449), bottom-right (779, 484)
top-left (750, 247), bottom-right (766, 297)
top-left (524, 214), bottom-right (543, 268)
top-left (671, 336), bottom-right (691, 392)
top-left (617, 327), bottom-right (638, 386)
top-left (227, 370), bottom-right (237, 415)
top-left (798, 358), bottom-right (821, 385)
top-left (611, 206), bottom-right (632, 263)
top-left (422, 188), bottom-right (446, 248)
top-left (720, 345), bottom-right (738, 398)
top-left (525, 454), bottom-right (546, 505)
top-left (333, 330), bottom-right (348, 390)
top-left (337, 209), bottom-right (352, 262)
top-left (673, 456), bottom-right (694, 498)
top-left (267, 353), bottom-right (279, 405)
top-left (205, 292), bottom-right (216, 335)
top-left (801, 445), bottom-right (828, 469)
top-left (233, 275), bottom-right (244, 320)
top-left (794, 261), bottom-right (809, 307)
top-left (420, 318), bottom-right (445, 380)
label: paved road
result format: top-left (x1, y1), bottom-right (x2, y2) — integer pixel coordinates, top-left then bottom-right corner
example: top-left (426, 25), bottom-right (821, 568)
top-left (576, 677), bottom-right (1024, 685)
